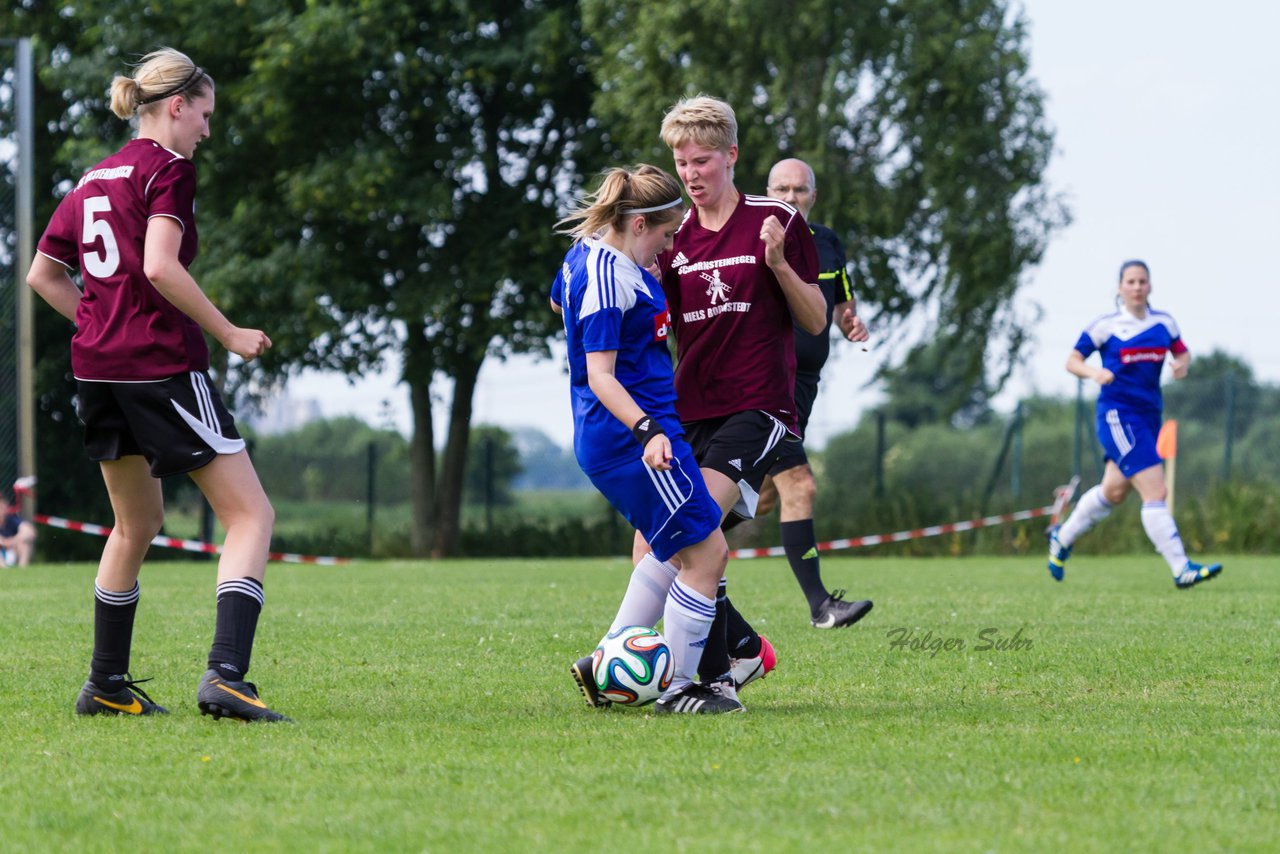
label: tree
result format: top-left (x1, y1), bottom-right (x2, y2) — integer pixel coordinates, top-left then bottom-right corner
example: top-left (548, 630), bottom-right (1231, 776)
top-left (582, 0), bottom-right (1068, 422)
top-left (14, 0), bottom-right (605, 556)
top-left (880, 340), bottom-right (994, 428)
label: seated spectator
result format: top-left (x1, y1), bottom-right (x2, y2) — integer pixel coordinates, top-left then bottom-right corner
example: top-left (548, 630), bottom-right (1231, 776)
top-left (1, 492), bottom-right (36, 567)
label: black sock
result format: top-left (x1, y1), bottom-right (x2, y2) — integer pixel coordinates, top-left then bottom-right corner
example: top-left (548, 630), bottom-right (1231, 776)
top-left (90, 581), bottom-right (140, 689)
top-left (725, 596), bottom-right (761, 659)
top-left (782, 519), bottom-right (829, 613)
top-left (720, 513), bottom-right (746, 533)
top-left (208, 577), bottom-right (264, 681)
top-left (697, 579), bottom-right (732, 683)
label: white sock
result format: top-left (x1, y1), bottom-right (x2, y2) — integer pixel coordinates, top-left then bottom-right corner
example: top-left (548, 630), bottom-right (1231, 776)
top-left (660, 580), bottom-right (716, 694)
top-left (1140, 501), bottom-right (1188, 574)
top-left (608, 553), bottom-right (678, 634)
top-left (1058, 485), bottom-right (1113, 547)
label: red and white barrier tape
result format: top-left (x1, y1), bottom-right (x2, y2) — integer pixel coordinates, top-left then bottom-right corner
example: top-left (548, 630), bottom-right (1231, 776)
top-left (729, 505), bottom-right (1055, 559)
top-left (33, 514), bottom-right (349, 565)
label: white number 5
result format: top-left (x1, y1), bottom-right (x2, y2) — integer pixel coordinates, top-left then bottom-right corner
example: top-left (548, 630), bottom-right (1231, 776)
top-left (82, 195), bottom-right (120, 278)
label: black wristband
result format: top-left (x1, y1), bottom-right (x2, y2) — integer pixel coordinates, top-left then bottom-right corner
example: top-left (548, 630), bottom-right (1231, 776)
top-left (631, 415), bottom-right (666, 446)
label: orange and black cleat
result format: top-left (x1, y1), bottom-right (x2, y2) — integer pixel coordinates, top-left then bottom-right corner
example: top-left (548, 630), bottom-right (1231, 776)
top-left (197, 669), bottom-right (292, 723)
top-left (75, 676), bottom-right (169, 716)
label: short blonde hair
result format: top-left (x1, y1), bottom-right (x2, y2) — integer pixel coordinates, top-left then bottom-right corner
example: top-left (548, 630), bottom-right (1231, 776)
top-left (556, 164), bottom-right (685, 242)
top-left (660, 95), bottom-right (738, 152)
top-left (109, 47), bottom-right (213, 120)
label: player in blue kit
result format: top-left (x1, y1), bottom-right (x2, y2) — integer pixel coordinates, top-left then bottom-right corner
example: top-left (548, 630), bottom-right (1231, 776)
top-left (552, 164), bottom-right (742, 714)
top-left (1047, 260), bottom-right (1222, 588)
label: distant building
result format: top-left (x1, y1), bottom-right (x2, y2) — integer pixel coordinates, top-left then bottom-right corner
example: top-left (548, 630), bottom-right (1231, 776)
top-left (242, 389), bottom-right (322, 436)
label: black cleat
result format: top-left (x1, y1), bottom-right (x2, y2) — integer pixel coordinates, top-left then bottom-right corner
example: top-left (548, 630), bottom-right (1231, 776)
top-left (810, 590), bottom-right (873, 629)
top-left (75, 676), bottom-right (168, 716)
top-left (197, 669), bottom-right (291, 723)
top-left (655, 681), bottom-right (745, 715)
top-left (571, 655), bottom-right (611, 708)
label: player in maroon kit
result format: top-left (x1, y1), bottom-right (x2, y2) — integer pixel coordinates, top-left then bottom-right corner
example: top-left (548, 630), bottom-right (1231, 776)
top-left (638, 95), bottom-right (828, 707)
top-left (26, 48), bottom-right (289, 722)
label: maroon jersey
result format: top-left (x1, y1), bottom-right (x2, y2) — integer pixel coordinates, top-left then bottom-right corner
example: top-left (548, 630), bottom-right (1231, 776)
top-left (36, 138), bottom-right (208, 381)
top-left (659, 193), bottom-right (819, 433)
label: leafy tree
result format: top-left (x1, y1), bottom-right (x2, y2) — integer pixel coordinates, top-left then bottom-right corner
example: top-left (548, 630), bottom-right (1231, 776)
top-left (582, 0), bottom-right (1068, 422)
top-left (880, 340), bottom-right (994, 428)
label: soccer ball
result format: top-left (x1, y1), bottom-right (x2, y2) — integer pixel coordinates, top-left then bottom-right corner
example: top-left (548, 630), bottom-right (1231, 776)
top-left (592, 626), bottom-right (674, 706)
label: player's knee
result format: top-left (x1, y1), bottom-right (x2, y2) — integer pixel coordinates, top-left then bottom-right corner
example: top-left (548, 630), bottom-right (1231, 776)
top-left (118, 512), bottom-right (165, 542)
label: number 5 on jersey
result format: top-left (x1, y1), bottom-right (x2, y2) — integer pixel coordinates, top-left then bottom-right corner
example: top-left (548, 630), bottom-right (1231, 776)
top-left (83, 196), bottom-right (120, 277)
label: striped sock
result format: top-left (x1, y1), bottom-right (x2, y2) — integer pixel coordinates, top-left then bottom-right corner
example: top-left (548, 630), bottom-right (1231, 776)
top-left (91, 581), bottom-right (140, 689)
top-left (661, 580), bottom-right (716, 693)
top-left (208, 577), bottom-right (264, 681)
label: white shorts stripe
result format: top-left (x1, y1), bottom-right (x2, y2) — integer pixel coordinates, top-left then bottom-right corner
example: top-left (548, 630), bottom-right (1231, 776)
top-left (1105, 409), bottom-right (1133, 457)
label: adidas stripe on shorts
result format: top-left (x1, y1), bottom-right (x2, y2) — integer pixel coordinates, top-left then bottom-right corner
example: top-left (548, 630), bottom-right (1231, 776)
top-left (1095, 405), bottom-right (1162, 478)
top-left (76, 370), bottom-right (246, 477)
top-left (587, 437), bottom-right (722, 563)
top-left (683, 409), bottom-right (792, 520)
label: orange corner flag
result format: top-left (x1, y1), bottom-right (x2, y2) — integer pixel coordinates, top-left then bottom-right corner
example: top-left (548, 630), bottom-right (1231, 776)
top-left (1156, 419), bottom-right (1178, 460)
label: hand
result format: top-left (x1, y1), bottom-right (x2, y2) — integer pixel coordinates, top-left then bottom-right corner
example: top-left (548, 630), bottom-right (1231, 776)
top-left (645, 260), bottom-right (661, 279)
top-left (838, 307), bottom-right (870, 343)
top-left (759, 214), bottom-right (786, 267)
top-left (222, 327), bottom-right (272, 361)
top-left (1171, 360), bottom-right (1189, 380)
top-left (643, 434), bottom-right (673, 471)
top-left (1095, 368), bottom-right (1115, 386)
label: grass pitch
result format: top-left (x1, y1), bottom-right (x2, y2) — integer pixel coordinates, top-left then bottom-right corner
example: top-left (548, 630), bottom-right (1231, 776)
top-left (1, 553), bottom-right (1276, 851)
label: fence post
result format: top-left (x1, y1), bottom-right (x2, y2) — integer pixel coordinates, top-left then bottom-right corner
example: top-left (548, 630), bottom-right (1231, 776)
top-left (1073, 378), bottom-right (1083, 479)
top-left (1221, 372), bottom-right (1235, 481)
top-left (366, 441), bottom-right (377, 555)
top-left (1011, 401), bottom-right (1023, 501)
top-left (484, 434), bottom-right (494, 532)
top-left (874, 410), bottom-right (886, 499)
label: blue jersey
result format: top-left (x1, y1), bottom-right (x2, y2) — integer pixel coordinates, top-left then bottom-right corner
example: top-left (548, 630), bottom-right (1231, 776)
top-left (1074, 307), bottom-right (1186, 414)
top-left (553, 239), bottom-right (682, 475)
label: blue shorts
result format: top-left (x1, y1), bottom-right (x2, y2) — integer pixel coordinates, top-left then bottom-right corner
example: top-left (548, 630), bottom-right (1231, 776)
top-left (588, 438), bottom-right (722, 563)
top-left (1095, 406), bottom-right (1163, 478)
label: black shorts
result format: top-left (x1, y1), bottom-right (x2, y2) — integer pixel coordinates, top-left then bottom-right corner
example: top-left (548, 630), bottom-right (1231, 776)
top-left (683, 410), bottom-right (793, 519)
top-left (76, 371), bottom-right (245, 477)
top-left (769, 372), bottom-right (819, 475)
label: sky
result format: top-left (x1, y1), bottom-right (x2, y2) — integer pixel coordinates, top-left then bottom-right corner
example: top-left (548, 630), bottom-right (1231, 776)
top-left (288, 0), bottom-right (1280, 448)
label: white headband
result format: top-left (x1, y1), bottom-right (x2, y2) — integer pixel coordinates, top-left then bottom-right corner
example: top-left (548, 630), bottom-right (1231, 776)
top-left (621, 197), bottom-right (683, 215)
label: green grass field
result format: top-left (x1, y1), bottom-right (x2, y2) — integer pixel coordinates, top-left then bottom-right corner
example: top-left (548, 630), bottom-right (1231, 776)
top-left (2, 553), bottom-right (1276, 851)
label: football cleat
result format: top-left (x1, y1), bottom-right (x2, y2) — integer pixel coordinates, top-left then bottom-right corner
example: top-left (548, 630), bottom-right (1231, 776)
top-left (570, 655), bottom-right (611, 708)
top-left (1046, 526), bottom-right (1071, 581)
top-left (197, 669), bottom-right (292, 723)
top-left (654, 681), bottom-right (745, 715)
top-left (1175, 561), bottom-right (1222, 589)
top-left (728, 634), bottom-right (776, 689)
top-left (811, 590), bottom-right (873, 629)
top-left (75, 676), bottom-right (168, 716)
